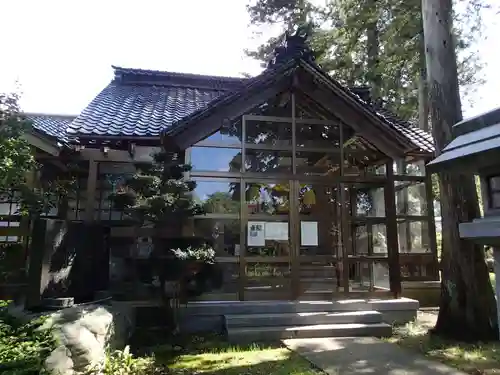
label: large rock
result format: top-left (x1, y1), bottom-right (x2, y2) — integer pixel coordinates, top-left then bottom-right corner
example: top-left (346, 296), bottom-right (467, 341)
top-left (44, 346), bottom-right (74, 375)
top-left (5, 302), bottom-right (134, 375)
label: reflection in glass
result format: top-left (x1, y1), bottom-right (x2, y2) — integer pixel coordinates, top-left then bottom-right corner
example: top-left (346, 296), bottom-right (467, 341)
top-left (354, 225), bottom-right (369, 254)
top-left (245, 182), bottom-right (290, 215)
top-left (192, 180), bottom-right (240, 214)
top-left (373, 262), bottom-right (390, 289)
top-left (354, 186), bottom-right (385, 217)
top-left (394, 159), bottom-right (426, 176)
top-left (295, 151), bottom-right (341, 176)
top-left (244, 149), bottom-right (292, 174)
top-left (245, 221), bottom-right (290, 257)
top-left (195, 124), bottom-right (242, 146)
top-left (245, 262), bottom-right (291, 285)
top-left (194, 219), bottom-right (240, 256)
top-left (397, 219), bottom-right (431, 253)
top-left (366, 164), bottom-right (386, 176)
top-left (395, 181), bottom-right (427, 216)
top-left (298, 183), bottom-right (341, 256)
top-left (400, 262), bottom-right (434, 279)
top-left (373, 224), bottom-right (388, 254)
top-left (296, 123), bottom-right (340, 149)
top-left (191, 147), bottom-right (242, 172)
top-left (245, 120), bottom-right (292, 147)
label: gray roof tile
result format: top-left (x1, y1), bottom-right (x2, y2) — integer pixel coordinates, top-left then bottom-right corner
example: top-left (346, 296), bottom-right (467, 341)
top-left (66, 66), bottom-right (245, 138)
top-left (32, 65), bottom-right (434, 154)
top-left (25, 113), bottom-right (75, 142)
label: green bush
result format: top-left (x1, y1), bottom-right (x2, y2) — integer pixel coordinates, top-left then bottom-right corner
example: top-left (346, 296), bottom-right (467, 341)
top-left (0, 302), bottom-right (56, 375)
top-left (103, 346), bottom-right (168, 375)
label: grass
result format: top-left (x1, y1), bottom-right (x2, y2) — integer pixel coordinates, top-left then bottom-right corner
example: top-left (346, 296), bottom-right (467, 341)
top-left (131, 334), bottom-right (324, 375)
top-left (387, 311), bottom-right (500, 375)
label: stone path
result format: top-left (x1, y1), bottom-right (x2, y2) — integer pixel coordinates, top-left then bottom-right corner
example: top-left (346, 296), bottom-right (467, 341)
top-left (283, 337), bottom-right (467, 375)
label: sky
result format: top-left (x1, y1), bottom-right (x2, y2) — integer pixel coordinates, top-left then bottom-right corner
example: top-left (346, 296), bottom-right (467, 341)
top-left (0, 0), bottom-right (499, 118)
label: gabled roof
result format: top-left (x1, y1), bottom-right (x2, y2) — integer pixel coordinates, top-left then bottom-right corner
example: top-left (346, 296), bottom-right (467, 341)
top-left (165, 58), bottom-right (435, 155)
top-left (25, 113), bottom-right (75, 142)
top-left (66, 66), bottom-right (246, 138)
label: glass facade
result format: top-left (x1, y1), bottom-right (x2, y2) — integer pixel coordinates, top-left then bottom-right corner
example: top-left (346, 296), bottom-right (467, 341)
top-left (184, 112), bottom-right (438, 300)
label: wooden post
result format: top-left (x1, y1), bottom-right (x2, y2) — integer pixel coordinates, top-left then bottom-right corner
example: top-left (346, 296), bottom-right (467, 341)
top-left (21, 169), bottom-right (37, 256)
top-left (290, 92), bottom-right (300, 300)
top-left (385, 160), bottom-right (401, 297)
top-left (84, 160), bottom-right (98, 222)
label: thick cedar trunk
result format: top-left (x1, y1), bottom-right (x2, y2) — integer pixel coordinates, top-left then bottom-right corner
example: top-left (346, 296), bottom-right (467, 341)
top-left (422, 0), bottom-right (498, 341)
top-left (366, 0), bottom-right (381, 101)
top-left (417, 26), bottom-right (429, 132)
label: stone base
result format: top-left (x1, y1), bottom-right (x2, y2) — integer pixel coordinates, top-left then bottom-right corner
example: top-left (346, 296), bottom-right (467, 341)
top-left (401, 281), bottom-right (441, 307)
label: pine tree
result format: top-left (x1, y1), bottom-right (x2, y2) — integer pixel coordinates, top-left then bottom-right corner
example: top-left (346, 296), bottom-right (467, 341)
top-left (0, 92), bottom-right (35, 192)
top-left (110, 150), bottom-right (220, 301)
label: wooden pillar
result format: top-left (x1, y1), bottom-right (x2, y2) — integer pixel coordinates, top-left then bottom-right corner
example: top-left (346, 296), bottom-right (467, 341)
top-left (84, 160), bottom-right (98, 222)
top-left (290, 92), bottom-right (300, 300)
top-left (239, 116), bottom-right (247, 301)
top-left (21, 169), bottom-right (37, 257)
top-left (385, 160), bottom-right (401, 297)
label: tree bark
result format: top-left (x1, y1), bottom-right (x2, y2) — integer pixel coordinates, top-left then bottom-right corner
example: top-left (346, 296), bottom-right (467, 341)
top-left (417, 25), bottom-right (429, 132)
top-left (422, 0), bottom-right (498, 341)
top-left (366, 0), bottom-right (381, 101)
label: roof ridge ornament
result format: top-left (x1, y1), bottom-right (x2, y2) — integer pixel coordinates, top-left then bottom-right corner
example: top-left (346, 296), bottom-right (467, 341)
top-left (267, 23), bottom-right (316, 69)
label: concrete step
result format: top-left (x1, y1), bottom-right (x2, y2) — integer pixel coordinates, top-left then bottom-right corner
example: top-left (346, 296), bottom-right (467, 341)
top-left (227, 322), bottom-right (392, 343)
top-left (183, 298), bottom-right (419, 316)
top-left (225, 310), bottom-right (383, 329)
top-left (135, 305), bottom-right (173, 328)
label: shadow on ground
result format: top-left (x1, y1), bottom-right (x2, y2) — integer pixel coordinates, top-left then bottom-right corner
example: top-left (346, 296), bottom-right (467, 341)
top-left (285, 336), bottom-right (465, 375)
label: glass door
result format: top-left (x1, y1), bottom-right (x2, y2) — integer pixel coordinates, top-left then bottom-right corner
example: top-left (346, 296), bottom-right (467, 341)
top-left (295, 181), bottom-right (347, 299)
top-left (242, 180), bottom-right (294, 300)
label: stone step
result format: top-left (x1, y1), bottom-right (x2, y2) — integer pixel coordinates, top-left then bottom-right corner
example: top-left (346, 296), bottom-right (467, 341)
top-left (225, 310), bottom-right (383, 329)
top-left (227, 322), bottom-right (392, 343)
top-left (183, 298), bottom-right (419, 316)
top-left (135, 305), bottom-right (174, 328)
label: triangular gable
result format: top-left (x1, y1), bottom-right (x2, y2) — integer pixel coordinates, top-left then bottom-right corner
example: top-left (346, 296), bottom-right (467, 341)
top-left (163, 58), bottom-right (423, 159)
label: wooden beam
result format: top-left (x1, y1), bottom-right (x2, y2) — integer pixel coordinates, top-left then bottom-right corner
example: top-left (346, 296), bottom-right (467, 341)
top-left (84, 160), bottom-right (98, 222)
top-left (79, 147), bottom-right (160, 163)
top-left (385, 160), bottom-right (402, 296)
top-left (0, 227), bottom-right (23, 236)
top-left (300, 85), bottom-right (405, 159)
top-left (23, 132), bottom-right (60, 156)
top-left (110, 226), bottom-right (179, 238)
top-left (298, 63), bottom-right (415, 151)
top-left (171, 78), bottom-right (291, 150)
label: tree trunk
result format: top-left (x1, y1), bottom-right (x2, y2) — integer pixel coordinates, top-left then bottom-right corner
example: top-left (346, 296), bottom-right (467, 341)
top-left (422, 0), bottom-right (498, 341)
top-left (366, 0), bottom-right (381, 101)
top-left (417, 24), bottom-right (429, 132)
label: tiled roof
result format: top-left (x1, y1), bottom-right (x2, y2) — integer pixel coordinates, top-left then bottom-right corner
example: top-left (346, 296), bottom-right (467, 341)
top-left (25, 113), bottom-right (75, 142)
top-left (374, 107), bottom-right (435, 153)
top-left (32, 64), bottom-right (434, 153)
top-left (299, 61), bottom-right (436, 153)
top-left (66, 66), bottom-right (246, 137)
top-left (167, 59), bottom-right (435, 153)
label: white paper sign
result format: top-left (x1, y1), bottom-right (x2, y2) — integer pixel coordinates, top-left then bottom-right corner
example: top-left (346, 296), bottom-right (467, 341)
top-left (265, 222), bottom-right (289, 241)
top-left (248, 221), bottom-right (265, 246)
top-left (301, 221), bottom-right (319, 246)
